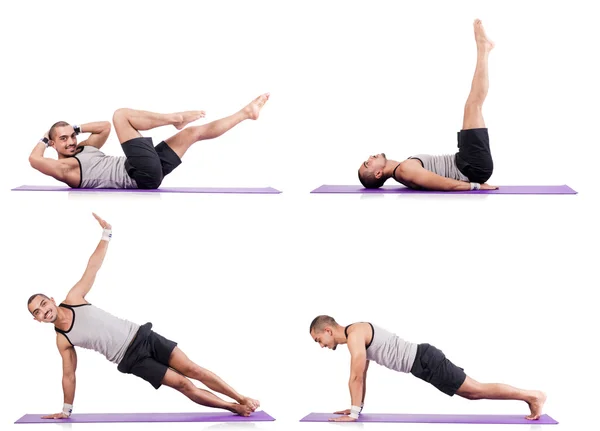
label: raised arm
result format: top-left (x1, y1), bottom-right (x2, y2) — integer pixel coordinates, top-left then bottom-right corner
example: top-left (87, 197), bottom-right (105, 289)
top-left (76, 121), bottom-right (111, 149)
top-left (42, 335), bottom-right (78, 419)
top-left (399, 163), bottom-right (497, 191)
top-left (29, 135), bottom-right (68, 182)
top-left (65, 213), bottom-right (112, 303)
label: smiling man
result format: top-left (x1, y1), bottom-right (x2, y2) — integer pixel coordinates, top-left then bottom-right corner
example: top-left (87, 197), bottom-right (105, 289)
top-left (27, 213), bottom-right (260, 419)
top-left (29, 93), bottom-right (269, 189)
top-left (309, 315), bottom-right (547, 422)
top-left (358, 20), bottom-right (497, 191)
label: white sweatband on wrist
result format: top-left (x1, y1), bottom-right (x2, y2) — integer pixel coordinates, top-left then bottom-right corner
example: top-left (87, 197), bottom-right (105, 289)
top-left (470, 182), bottom-right (481, 190)
top-left (349, 405), bottom-right (361, 419)
top-left (62, 403), bottom-right (73, 416)
top-left (101, 228), bottom-right (112, 242)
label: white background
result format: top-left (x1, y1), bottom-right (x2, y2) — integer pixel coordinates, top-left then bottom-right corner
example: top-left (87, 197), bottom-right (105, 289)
top-left (1, 1), bottom-right (598, 431)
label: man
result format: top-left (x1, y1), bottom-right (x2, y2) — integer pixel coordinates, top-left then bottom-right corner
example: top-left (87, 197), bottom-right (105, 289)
top-left (29, 93), bottom-right (269, 189)
top-left (309, 315), bottom-right (547, 422)
top-left (27, 213), bottom-right (260, 419)
top-left (358, 20), bottom-right (497, 191)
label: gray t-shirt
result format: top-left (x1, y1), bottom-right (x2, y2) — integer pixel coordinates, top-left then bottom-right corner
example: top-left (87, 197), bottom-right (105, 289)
top-left (365, 323), bottom-right (418, 373)
top-left (410, 153), bottom-right (468, 181)
top-left (74, 146), bottom-right (137, 188)
top-left (55, 303), bottom-right (140, 364)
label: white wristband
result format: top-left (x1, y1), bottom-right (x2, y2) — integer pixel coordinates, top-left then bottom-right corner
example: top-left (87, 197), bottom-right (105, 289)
top-left (62, 403), bottom-right (73, 416)
top-left (101, 228), bottom-right (112, 242)
top-left (470, 182), bottom-right (481, 190)
top-left (349, 405), bottom-right (361, 419)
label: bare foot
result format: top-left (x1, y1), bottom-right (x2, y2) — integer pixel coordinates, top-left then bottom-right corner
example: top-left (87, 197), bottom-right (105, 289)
top-left (474, 19), bottom-right (494, 51)
top-left (243, 93), bottom-right (270, 120)
top-left (525, 391), bottom-right (547, 420)
top-left (241, 396), bottom-right (260, 411)
top-left (231, 403), bottom-right (254, 417)
top-left (174, 110), bottom-right (206, 130)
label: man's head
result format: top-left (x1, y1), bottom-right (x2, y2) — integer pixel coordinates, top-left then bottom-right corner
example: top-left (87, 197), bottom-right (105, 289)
top-left (358, 153), bottom-right (388, 189)
top-left (310, 315), bottom-right (340, 350)
top-left (27, 293), bottom-right (59, 323)
top-left (48, 121), bottom-right (78, 157)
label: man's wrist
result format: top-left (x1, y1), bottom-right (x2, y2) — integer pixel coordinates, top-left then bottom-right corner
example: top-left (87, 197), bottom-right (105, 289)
top-left (62, 403), bottom-right (73, 417)
top-left (349, 405), bottom-right (361, 419)
top-left (73, 124), bottom-right (82, 135)
top-left (40, 137), bottom-right (49, 147)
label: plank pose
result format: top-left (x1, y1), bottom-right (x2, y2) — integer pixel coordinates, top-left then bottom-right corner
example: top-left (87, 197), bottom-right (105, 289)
top-left (27, 214), bottom-right (260, 419)
top-left (358, 20), bottom-right (497, 191)
top-left (309, 316), bottom-right (546, 422)
top-left (29, 94), bottom-right (269, 189)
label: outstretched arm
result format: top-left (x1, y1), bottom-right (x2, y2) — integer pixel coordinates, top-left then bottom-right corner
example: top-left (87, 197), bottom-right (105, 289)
top-left (42, 335), bottom-right (78, 419)
top-left (65, 213), bottom-right (112, 303)
top-left (76, 121), bottom-right (111, 149)
top-left (400, 164), bottom-right (497, 191)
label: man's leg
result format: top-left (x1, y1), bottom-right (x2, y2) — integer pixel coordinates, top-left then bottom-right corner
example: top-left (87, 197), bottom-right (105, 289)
top-left (160, 368), bottom-right (253, 416)
top-left (462, 19), bottom-right (494, 130)
top-left (112, 109), bottom-right (206, 144)
top-left (167, 346), bottom-right (260, 411)
top-left (456, 376), bottom-right (547, 420)
top-left (162, 93), bottom-right (270, 159)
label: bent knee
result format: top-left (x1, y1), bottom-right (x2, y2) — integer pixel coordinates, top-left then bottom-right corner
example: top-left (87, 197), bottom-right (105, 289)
top-left (112, 108), bottom-right (132, 124)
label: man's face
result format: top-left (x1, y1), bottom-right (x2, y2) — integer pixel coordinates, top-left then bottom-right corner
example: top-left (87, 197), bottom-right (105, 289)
top-left (359, 153), bottom-right (387, 179)
top-left (311, 328), bottom-right (337, 350)
top-left (50, 126), bottom-right (78, 157)
top-left (28, 295), bottom-right (58, 323)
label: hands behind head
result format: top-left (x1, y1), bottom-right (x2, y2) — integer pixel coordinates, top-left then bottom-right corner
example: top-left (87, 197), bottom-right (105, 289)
top-left (92, 212), bottom-right (112, 230)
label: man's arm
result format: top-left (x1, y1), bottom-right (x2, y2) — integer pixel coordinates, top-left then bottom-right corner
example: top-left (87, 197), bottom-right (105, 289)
top-left (347, 335), bottom-right (367, 411)
top-left (361, 360), bottom-right (369, 406)
top-left (65, 213), bottom-right (112, 303)
top-left (76, 121), bottom-right (111, 149)
top-left (42, 335), bottom-right (77, 419)
top-left (29, 139), bottom-right (67, 181)
top-left (399, 164), bottom-right (497, 191)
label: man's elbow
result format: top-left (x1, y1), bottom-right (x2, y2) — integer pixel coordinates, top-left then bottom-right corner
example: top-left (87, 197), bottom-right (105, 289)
top-left (350, 374), bottom-right (364, 384)
top-left (101, 121), bottom-right (112, 134)
top-left (28, 156), bottom-right (38, 168)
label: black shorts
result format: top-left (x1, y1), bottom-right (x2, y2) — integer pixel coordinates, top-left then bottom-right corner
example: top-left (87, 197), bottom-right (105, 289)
top-left (455, 128), bottom-right (493, 183)
top-left (117, 322), bottom-right (177, 389)
top-left (410, 343), bottom-right (466, 396)
top-left (121, 137), bottom-right (182, 189)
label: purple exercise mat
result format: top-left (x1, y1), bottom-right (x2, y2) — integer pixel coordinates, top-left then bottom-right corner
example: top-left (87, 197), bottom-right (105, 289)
top-left (11, 185), bottom-right (281, 194)
top-left (15, 410), bottom-right (275, 424)
top-left (300, 412), bottom-right (558, 424)
top-left (311, 184), bottom-right (577, 194)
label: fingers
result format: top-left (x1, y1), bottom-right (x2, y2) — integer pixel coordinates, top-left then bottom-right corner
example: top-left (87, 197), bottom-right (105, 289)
top-left (92, 212), bottom-right (111, 229)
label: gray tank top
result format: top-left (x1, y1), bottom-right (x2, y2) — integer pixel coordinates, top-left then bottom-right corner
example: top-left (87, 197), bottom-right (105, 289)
top-left (410, 154), bottom-right (468, 181)
top-left (361, 323), bottom-right (418, 373)
top-left (55, 304), bottom-right (140, 365)
top-left (74, 146), bottom-right (137, 188)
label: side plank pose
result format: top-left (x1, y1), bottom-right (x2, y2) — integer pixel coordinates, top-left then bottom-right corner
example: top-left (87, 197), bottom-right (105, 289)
top-left (29, 94), bottom-right (270, 189)
top-left (27, 214), bottom-right (260, 419)
top-left (309, 316), bottom-right (547, 422)
top-left (358, 20), bottom-right (497, 191)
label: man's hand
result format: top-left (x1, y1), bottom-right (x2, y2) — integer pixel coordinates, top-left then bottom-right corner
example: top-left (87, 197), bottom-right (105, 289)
top-left (480, 183), bottom-right (499, 190)
top-left (42, 412), bottom-right (69, 419)
top-left (329, 415), bottom-right (357, 422)
top-left (92, 213), bottom-right (111, 230)
top-left (333, 409), bottom-right (351, 415)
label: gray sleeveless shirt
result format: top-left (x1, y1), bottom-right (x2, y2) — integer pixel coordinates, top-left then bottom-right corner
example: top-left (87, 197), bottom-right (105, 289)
top-left (55, 304), bottom-right (140, 365)
top-left (73, 146), bottom-right (137, 188)
top-left (410, 154), bottom-right (468, 181)
top-left (364, 323), bottom-right (418, 373)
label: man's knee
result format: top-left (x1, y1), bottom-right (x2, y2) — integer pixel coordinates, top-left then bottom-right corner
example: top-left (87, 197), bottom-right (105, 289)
top-left (112, 108), bottom-right (132, 125)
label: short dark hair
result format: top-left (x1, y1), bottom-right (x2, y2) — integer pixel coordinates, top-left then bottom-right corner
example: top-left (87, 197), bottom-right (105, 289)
top-left (48, 121), bottom-right (71, 140)
top-left (358, 169), bottom-right (386, 189)
top-left (310, 315), bottom-right (337, 333)
top-left (27, 293), bottom-right (49, 313)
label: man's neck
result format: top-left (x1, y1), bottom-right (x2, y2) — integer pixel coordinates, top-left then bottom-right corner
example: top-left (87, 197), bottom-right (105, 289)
top-left (382, 159), bottom-right (400, 179)
top-left (53, 305), bottom-right (73, 331)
